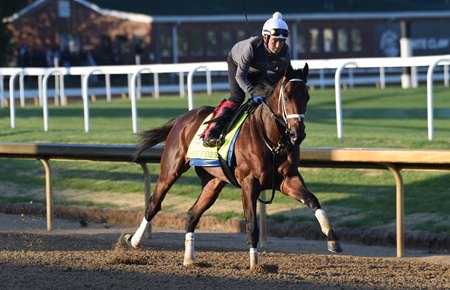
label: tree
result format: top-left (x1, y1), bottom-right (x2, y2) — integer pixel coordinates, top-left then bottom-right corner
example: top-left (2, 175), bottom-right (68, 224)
top-left (0, 0), bottom-right (34, 66)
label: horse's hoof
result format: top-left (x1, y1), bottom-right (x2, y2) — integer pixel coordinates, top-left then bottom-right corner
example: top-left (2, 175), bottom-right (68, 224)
top-left (183, 257), bottom-right (195, 266)
top-left (124, 234), bottom-right (133, 247)
top-left (327, 240), bottom-right (343, 253)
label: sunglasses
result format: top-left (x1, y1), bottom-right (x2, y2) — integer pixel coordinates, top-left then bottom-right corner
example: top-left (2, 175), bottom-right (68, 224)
top-left (270, 29), bottom-right (289, 37)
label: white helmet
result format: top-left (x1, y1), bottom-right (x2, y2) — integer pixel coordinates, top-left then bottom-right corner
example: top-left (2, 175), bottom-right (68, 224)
top-left (262, 12), bottom-right (289, 39)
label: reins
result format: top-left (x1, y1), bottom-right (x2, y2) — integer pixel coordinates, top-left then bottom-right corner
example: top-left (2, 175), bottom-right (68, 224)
top-left (257, 78), bottom-right (305, 204)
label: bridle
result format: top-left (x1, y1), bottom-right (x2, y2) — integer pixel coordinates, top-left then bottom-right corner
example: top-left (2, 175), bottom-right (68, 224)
top-left (280, 79), bottom-right (306, 125)
top-left (260, 77), bottom-right (306, 154)
top-left (258, 77), bottom-right (307, 204)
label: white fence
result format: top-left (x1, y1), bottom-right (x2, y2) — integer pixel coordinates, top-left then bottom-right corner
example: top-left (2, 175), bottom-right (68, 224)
top-left (1, 55), bottom-right (449, 139)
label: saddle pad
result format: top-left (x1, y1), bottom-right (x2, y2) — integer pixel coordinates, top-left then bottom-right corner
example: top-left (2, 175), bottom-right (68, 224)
top-left (187, 113), bottom-right (248, 167)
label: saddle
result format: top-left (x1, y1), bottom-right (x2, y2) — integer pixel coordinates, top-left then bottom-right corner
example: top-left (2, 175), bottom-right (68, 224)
top-left (187, 99), bottom-right (261, 187)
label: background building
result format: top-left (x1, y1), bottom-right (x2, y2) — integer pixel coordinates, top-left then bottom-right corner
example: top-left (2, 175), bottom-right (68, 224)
top-left (3, 0), bottom-right (450, 67)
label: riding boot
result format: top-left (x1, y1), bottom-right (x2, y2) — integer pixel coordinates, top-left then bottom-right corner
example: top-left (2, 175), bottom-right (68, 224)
top-left (201, 99), bottom-right (239, 147)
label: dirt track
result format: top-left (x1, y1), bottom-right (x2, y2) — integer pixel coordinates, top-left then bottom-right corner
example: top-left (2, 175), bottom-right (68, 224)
top-left (1, 213), bottom-right (449, 289)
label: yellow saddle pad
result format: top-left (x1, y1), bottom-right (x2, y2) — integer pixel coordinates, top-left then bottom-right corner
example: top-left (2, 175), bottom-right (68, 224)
top-left (187, 113), bottom-right (248, 167)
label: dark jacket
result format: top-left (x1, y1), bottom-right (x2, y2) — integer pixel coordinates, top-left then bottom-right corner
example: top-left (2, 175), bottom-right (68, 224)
top-left (229, 36), bottom-right (290, 96)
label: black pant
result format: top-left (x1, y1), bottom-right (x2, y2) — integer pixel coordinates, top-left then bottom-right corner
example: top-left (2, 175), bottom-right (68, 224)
top-left (227, 55), bottom-right (262, 105)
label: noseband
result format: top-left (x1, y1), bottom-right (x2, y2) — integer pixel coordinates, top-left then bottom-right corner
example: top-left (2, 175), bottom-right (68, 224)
top-left (279, 78), bottom-right (306, 126)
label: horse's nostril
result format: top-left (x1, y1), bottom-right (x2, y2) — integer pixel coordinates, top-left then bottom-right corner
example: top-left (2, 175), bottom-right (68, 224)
top-left (291, 131), bottom-right (306, 145)
top-left (290, 133), bottom-right (298, 145)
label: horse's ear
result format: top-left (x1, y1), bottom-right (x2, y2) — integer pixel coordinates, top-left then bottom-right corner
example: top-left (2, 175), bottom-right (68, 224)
top-left (286, 63), bottom-right (294, 75)
top-left (303, 63), bottom-right (309, 79)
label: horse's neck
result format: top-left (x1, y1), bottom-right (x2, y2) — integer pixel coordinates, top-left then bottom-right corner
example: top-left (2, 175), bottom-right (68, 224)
top-left (255, 97), bottom-right (283, 146)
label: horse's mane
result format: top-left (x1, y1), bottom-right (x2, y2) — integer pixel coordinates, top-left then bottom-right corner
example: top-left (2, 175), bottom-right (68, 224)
top-left (253, 75), bottom-right (278, 98)
top-left (253, 64), bottom-right (306, 98)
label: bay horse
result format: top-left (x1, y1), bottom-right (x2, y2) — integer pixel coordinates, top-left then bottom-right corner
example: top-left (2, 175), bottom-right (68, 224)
top-left (125, 63), bottom-right (342, 269)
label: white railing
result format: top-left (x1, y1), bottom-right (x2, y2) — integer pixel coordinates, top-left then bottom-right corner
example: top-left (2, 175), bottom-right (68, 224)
top-left (327, 55), bottom-right (450, 140)
top-left (0, 55), bottom-right (449, 138)
top-left (0, 62), bottom-right (227, 133)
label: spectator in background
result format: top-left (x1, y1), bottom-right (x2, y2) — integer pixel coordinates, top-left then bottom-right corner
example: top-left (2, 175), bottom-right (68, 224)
top-left (46, 46), bottom-right (60, 67)
top-left (17, 44), bottom-right (30, 67)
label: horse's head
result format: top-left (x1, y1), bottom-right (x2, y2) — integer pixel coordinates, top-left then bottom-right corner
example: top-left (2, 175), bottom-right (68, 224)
top-left (279, 63), bottom-right (310, 146)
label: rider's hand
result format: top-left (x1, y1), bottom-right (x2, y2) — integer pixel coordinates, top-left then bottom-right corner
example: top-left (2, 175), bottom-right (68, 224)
top-left (246, 96), bottom-right (264, 113)
top-left (252, 96), bottom-right (264, 103)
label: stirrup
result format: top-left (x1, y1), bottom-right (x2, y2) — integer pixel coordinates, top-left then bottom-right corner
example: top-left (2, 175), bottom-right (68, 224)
top-left (203, 132), bottom-right (224, 147)
top-left (203, 138), bottom-right (224, 148)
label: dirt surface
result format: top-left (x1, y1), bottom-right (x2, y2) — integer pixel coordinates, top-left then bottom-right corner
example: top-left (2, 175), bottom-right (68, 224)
top-left (1, 213), bottom-right (449, 290)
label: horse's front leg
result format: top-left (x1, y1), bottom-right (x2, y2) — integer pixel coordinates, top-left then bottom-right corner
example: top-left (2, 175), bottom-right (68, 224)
top-left (241, 177), bottom-right (260, 270)
top-left (183, 171), bottom-right (225, 266)
top-left (281, 175), bottom-right (343, 253)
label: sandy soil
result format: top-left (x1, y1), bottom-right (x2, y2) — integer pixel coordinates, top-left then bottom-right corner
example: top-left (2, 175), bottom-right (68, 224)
top-left (0, 213), bottom-right (449, 290)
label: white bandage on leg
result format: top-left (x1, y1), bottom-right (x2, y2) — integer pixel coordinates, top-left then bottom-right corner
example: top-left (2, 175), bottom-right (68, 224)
top-left (131, 217), bottom-right (149, 248)
top-left (315, 209), bottom-right (331, 236)
top-left (183, 232), bottom-right (195, 266)
top-left (249, 247), bottom-right (258, 269)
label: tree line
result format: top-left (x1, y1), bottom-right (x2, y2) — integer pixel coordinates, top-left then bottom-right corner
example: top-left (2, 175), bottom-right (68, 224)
top-left (0, 1), bottom-right (34, 66)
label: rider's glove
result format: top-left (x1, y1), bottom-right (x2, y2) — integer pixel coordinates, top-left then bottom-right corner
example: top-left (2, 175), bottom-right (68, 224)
top-left (246, 96), bottom-right (264, 113)
top-left (252, 96), bottom-right (264, 104)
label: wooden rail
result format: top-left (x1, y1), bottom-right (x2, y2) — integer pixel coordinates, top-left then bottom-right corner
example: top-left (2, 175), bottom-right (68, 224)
top-left (1, 143), bottom-right (450, 257)
top-left (0, 142), bottom-right (163, 235)
top-left (298, 148), bottom-right (450, 257)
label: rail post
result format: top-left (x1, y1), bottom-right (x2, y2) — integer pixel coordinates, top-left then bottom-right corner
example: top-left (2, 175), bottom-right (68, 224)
top-left (258, 191), bottom-right (267, 249)
top-left (187, 65), bottom-right (210, 111)
top-left (444, 64), bottom-right (449, 87)
top-left (42, 68), bottom-right (65, 131)
top-left (334, 62), bottom-right (357, 139)
top-left (19, 73), bottom-right (25, 107)
top-left (153, 73), bottom-right (160, 99)
top-left (387, 165), bottom-right (404, 258)
top-left (179, 72), bottom-right (185, 98)
top-left (105, 74), bottom-right (112, 102)
top-left (8, 69), bottom-right (25, 129)
top-left (39, 159), bottom-right (53, 231)
top-left (130, 67), bottom-right (152, 133)
top-left (426, 57), bottom-right (450, 140)
top-left (81, 68), bottom-right (103, 132)
top-left (379, 67), bottom-right (386, 89)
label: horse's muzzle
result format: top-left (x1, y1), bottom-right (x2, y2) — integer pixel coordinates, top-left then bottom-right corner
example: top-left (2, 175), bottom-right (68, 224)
top-left (290, 130), bottom-right (306, 146)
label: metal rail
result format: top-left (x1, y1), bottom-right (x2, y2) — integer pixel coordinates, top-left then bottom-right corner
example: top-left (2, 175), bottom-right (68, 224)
top-left (1, 143), bottom-right (450, 257)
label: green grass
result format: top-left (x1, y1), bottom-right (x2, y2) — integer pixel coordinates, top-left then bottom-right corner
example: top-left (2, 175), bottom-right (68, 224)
top-left (212, 211), bottom-right (243, 221)
top-left (1, 85), bottom-right (449, 234)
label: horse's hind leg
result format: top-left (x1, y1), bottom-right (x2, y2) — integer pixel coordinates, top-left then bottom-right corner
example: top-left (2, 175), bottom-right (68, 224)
top-left (183, 167), bottom-right (225, 266)
top-left (241, 178), bottom-right (260, 270)
top-left (126, 154), bottom-right (190, 249)
top-left (281, 175), bottom-right (343, 253)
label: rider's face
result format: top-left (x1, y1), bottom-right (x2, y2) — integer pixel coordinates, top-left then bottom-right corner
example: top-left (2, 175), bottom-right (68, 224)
top-left (264, 35), bottom-right (285, 54)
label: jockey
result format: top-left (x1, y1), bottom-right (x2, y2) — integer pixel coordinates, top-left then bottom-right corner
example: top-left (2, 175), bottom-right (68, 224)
top-left (201, 11), bottom-right (291, 147)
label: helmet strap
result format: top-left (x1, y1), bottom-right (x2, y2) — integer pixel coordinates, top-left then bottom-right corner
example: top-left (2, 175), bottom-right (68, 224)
top-left (264, 35), bottom-right (270, 48)
top-left (263, 35), bottom-right (277, 55)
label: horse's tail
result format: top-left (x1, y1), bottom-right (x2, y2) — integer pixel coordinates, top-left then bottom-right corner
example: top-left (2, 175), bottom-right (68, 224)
top-left (132, 117), bottom-right (177, 161)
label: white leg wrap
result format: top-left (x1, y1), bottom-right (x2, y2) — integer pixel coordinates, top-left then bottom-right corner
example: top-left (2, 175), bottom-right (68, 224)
top-left (315, 209), bottom-right (332, 236)
top-left (249, 247), bottom-right (258, 269)
top-left (131, 217), bottom-right (149, 248)
top-left (183, 232), bottom-right (195, 266)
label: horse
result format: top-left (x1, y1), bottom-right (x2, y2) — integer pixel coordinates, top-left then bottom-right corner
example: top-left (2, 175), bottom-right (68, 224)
top-left (125, 63), bottom-right (342, 269)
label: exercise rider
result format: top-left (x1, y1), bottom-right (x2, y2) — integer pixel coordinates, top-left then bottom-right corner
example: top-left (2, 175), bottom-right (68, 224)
top-left (201, 11), bottom-right (291, 147)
